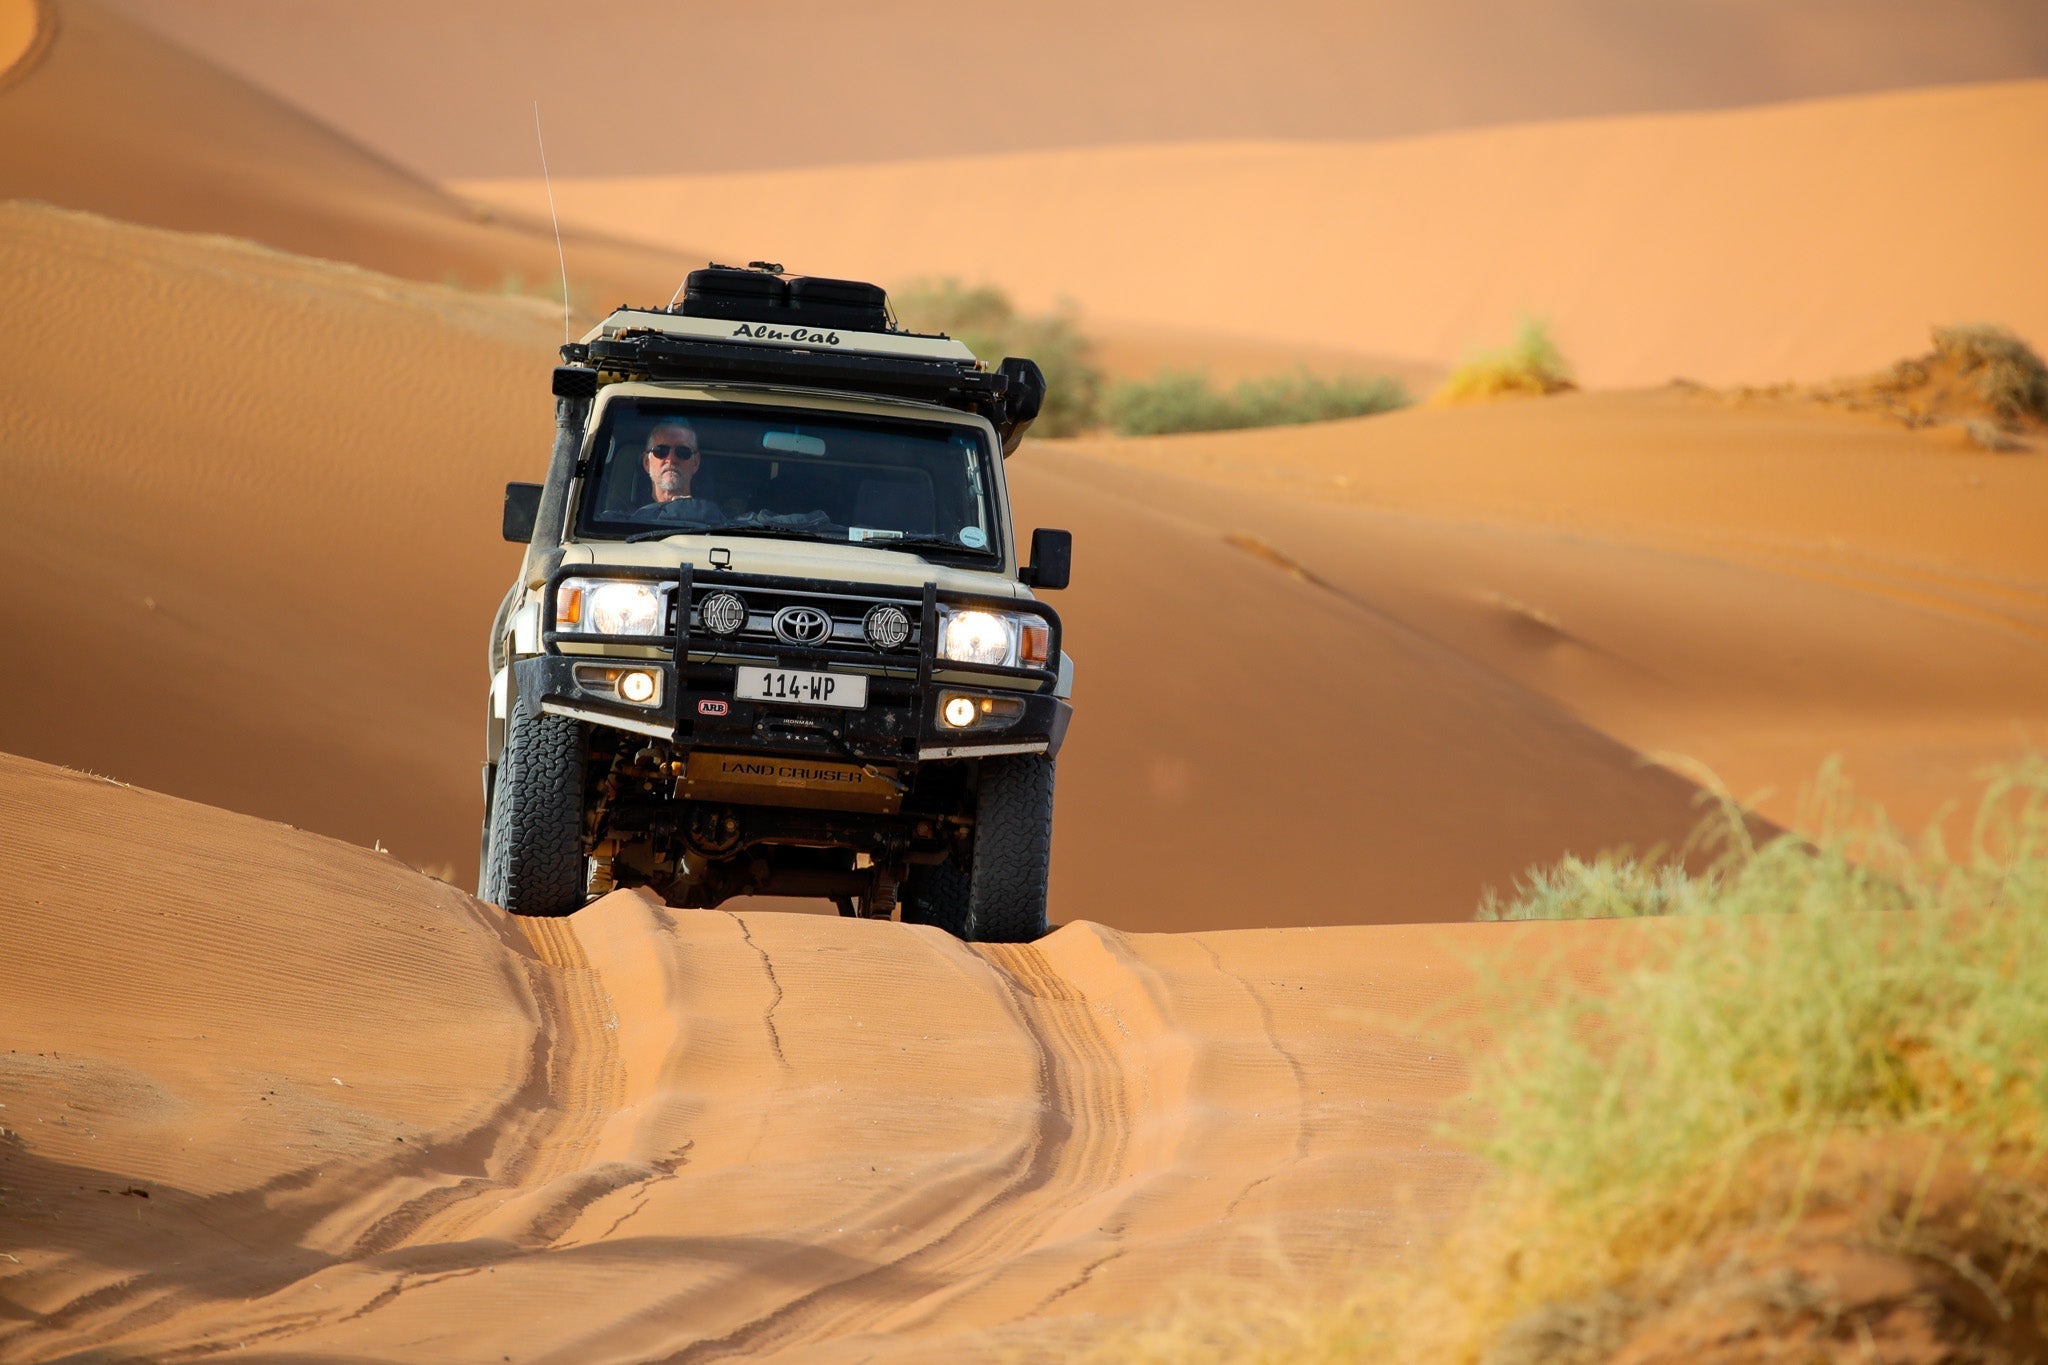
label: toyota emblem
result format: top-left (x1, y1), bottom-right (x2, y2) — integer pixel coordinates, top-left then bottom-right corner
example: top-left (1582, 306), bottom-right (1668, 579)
top-left (771, 605), bottom-right (833, 645)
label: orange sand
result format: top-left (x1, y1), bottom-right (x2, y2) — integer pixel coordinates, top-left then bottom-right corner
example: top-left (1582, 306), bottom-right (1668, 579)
top-left (1, 748), bottom-right (1640, 1361)
top-left (1041, 389), bottom-right (2048, 835)
top-left (0, 0), bottom-right (689, 305)
top-left (459, 81), bottom-right (2048, 389)
top-left (0, 0), bottom-right (43, 82)
top-left (103, 0), bottom-right (2048, 179)
top-left (6, 8), bottom-right (2048, 1356)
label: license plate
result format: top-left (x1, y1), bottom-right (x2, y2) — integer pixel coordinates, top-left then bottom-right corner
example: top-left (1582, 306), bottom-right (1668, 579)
top-left (734, 666), bottom-right (867, 710)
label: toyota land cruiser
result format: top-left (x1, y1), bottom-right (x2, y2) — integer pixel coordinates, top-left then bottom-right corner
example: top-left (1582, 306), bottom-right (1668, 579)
top-left (480, 264), bottom-right (1074, 941)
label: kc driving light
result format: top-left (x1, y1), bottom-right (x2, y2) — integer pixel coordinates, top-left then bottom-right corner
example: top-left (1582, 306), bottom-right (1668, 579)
top-left (557, 578), bottom-right (664, 635)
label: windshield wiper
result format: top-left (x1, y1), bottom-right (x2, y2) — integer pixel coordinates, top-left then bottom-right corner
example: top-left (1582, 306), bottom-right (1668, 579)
top-left (624, 524), bottom-right (842, 546)
top-left (865, 534), bottom-right (997, 561)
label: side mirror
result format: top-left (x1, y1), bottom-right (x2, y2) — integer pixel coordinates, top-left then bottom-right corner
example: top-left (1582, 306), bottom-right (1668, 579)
top-left (1021, 527), bottom-right (1072, 590)
top-left (502, 482), bottom-right (543, 543)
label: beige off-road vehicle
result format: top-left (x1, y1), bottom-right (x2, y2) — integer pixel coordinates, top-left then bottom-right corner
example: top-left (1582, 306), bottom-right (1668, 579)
top-left (481, 265), bottom-right (1074, 941)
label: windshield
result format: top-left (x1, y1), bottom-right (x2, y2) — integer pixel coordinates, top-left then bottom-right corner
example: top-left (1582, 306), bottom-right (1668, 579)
top-left (575, 397), bottom-right (1001, 562)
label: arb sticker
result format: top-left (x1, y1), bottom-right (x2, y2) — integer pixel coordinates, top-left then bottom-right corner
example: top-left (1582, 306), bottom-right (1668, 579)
top-left (697, 699), bottom-right (730, 717)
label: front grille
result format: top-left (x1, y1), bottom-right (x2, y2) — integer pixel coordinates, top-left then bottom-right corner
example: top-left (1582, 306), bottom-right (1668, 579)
top-left (670, 581), bottom-right (924, 660)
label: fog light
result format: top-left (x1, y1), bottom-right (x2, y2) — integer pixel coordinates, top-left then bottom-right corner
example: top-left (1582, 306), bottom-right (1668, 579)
top-left (620, 670), bottom-right (657, 704)
top-left (941, 695), bottom-right (978, 728)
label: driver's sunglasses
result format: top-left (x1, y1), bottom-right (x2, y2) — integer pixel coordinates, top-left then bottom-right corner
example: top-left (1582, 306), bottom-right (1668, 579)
top-left (647, 443), bottom-right (698, 460)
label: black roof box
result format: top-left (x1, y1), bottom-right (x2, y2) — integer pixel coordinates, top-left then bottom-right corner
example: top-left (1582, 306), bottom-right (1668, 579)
top-left (786, 276), bottom-right (889, 331)
top-left (680, 266), bottom-right (786, 320)
top-left (680, 266), bottom-right (890, 333)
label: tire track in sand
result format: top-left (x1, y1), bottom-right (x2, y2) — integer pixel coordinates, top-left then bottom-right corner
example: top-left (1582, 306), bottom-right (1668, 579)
top-left (661, 935), bottom-right (1135, 1362)
top-left (0, 895), bottom-right (629, 1359)
top-left (98, 914), bottom-right (641, 1360)
top-left (384, 914), bottom-right (629, 1250)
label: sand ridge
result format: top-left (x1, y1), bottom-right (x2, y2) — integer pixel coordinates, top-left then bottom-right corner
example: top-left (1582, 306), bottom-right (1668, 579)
top-left (0, 0), bottom-right (692, 306)
top-left (0, 749), bottom-right (1556, 1361)
top-left (100, 0), bottom-right (2048, 179)
top-left (0, 0), bottom-right (49, 89)
top-left (1034, 390), bottom-right (2048, 832)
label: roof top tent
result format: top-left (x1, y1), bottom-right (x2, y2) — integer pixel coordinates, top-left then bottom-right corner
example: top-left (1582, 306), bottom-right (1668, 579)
top-left (555, 264), bottom-right (1047, 455)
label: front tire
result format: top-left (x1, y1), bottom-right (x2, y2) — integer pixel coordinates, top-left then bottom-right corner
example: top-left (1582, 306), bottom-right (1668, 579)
top-left (480, 701), bottom-right (588, 918)
top-left (963, 755), bottom-right (1055, 943)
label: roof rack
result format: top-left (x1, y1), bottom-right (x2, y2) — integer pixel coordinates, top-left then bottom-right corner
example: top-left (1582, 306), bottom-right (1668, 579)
top-left (553, 266), bottom-right (1046, 452)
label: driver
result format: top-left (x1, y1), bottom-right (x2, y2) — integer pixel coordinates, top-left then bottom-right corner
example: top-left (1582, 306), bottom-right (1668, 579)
top-left (634, 419), bottom-right (719, 523)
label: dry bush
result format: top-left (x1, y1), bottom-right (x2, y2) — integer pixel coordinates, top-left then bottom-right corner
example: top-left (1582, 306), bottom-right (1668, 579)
top-left (1933, 324), bottom-right (2048, 424)
top-left (1433, 319), bottom-right (1575, 404)
top-left (1103, 367), bottom-right (1408, 436)
top-left (891, 278), bottom-right (1101, 437)
top-left (1809, 324), bottom-right (2048, 438)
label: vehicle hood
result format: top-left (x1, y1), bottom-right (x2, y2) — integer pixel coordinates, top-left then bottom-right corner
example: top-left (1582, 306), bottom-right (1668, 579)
top-left (562, 537), bottom-right (1028, 599)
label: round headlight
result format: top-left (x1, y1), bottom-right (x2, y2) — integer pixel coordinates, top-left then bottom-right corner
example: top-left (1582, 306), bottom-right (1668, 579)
top-left (587, 581), bottom-right (663, 635)
top-left (699, 590), bottom-right (748, 637)
top-left (939, 609), bottom-right (1016, 666)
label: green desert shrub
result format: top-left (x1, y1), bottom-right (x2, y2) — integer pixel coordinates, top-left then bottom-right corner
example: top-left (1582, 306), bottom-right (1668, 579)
top-left (1932, 323), bottom-right (2048, 422)
top-left (1470, 763), bottom-right (2048, 1193)
top-left (1426, 757), bottom-right (2048, 1355)
top-left (891, 279), bottom-right (1101, 437)
top-left (1475, 852), bottom-right (1711, 921)
top-left (1085, 757), bottom-right (2048, 1363)
top-left (1434, 318), bottom-right (1575, 403)
top-left (1103, 368), bottom-right (1407, 436)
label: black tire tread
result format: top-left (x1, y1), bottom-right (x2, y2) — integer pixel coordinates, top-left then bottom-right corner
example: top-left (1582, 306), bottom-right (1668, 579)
top-left (965, 755), bottom-right (1054, 943)
top-left (483, 703), bottom-right (587, 918)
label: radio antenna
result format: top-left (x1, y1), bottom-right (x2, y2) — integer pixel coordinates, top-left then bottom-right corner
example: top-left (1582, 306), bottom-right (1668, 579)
top-left (533, 101), bottom-right (571, 343)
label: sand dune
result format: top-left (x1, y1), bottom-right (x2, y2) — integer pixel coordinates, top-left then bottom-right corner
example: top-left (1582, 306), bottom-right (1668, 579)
top-left (7, 10), bottom-right (2047, 1357)
top-left (0, 201), bottom-right (1740, 931)
top-left (1042, 391), bottom-right (2048, 834)
top-left (3, 747), bottom-right (1657, 1361)
top-left (8, 199), bottom-right (2040, 924)
top-left (0, 0), bottom-right (687, 305)
top-left (0, 202), bottom-right (562, 887)
top-left (461, 81), bottom-right (2048, 388)
top-left (0, 0), bottom-right (45, 80)
top-left (104, 0), bottom-right (2048, 179)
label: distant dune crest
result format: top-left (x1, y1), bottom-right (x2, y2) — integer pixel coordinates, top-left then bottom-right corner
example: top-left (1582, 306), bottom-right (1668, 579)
top-left (99, 0), bottom-right (2048, 178)
top-left (458, 81), bottom-right (2048, 389)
